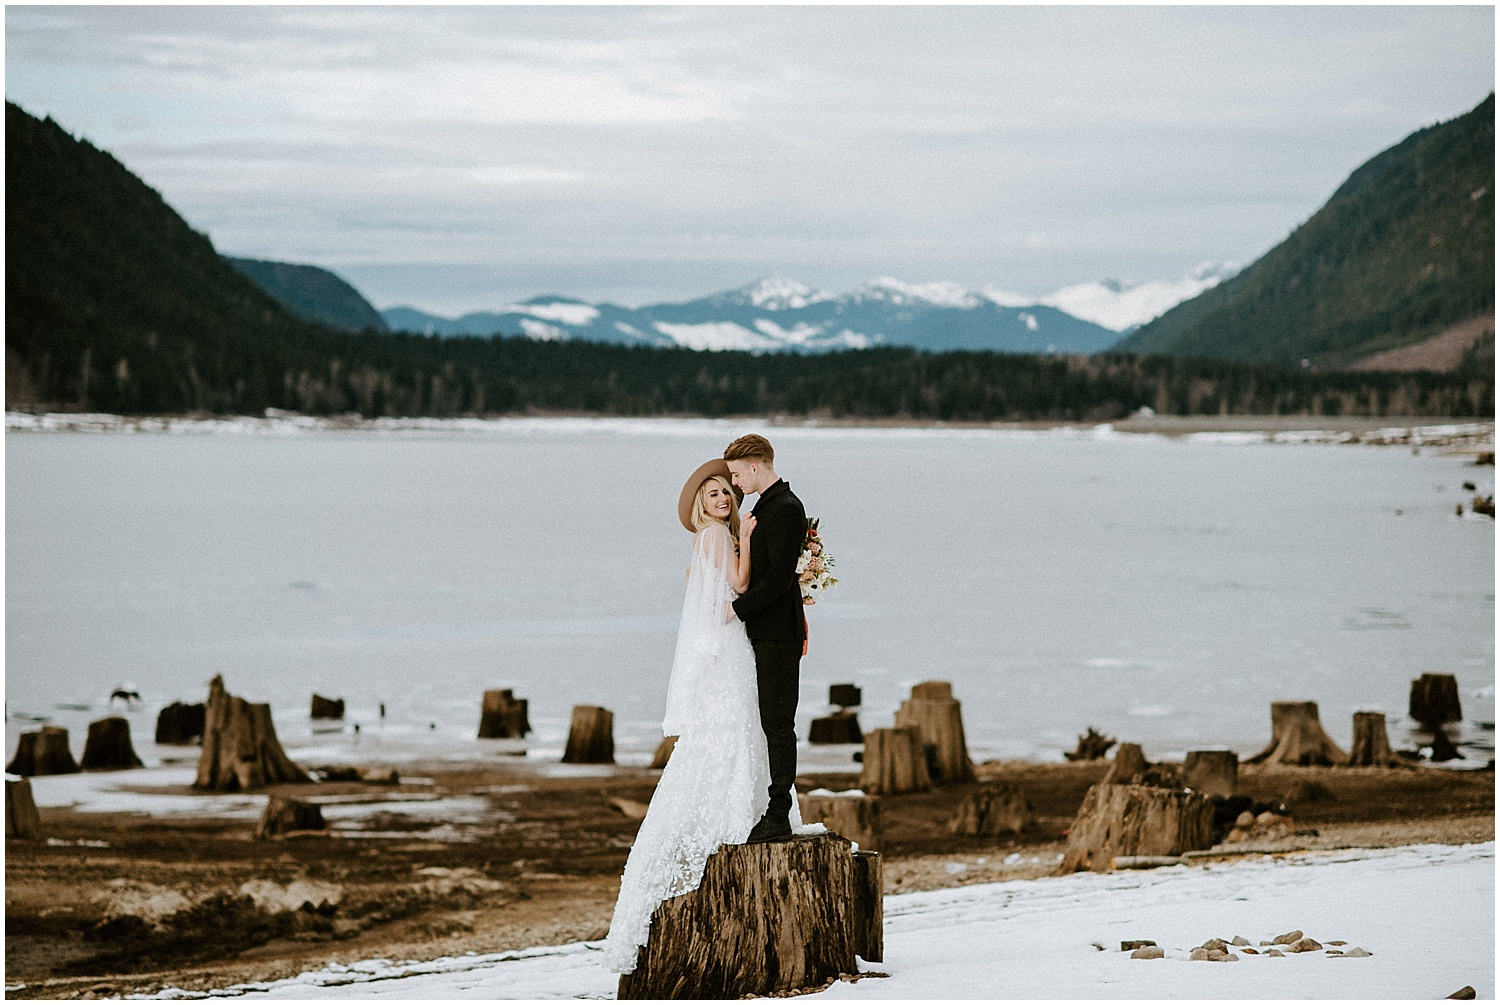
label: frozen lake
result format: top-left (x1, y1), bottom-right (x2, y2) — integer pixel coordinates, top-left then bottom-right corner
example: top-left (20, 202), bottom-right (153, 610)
top-left (6, 416), bottom-right (1494, 768)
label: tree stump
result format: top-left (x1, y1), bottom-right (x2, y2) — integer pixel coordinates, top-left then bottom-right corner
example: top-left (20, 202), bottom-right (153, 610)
top-left (255, 795), bottom-right (326, 839)
top-left (1059, 783), bottom-right (1213, 874)
top-left (857, 727), bottom-right (931, 795)
top-left (155, 702), bottom-right (206, 744)
top-left (617, 834), bottom-right (880, 999)
top-left (478, 688), bottom-right (531, 739)
top-left (1245, 701), bottom-right (1347, 766)
top-left (1428, 725), bottom-right (1465, 762)
top-left (650, 735), bottom-right (677, 769)
top-left (80, 717), bottom-right (144, 771)
top-left (1183, 750), bottom-right (1238, 797)
top-left (852, 850), bottom-right (883, 962)
top-left (947, 784), bottom-right (1034, 837)
top-left (1065, 726), bottom-right (1116, 761)
top-left (829, 684), bottom-right (862, 708)
top-left (1409, 674), bottom-right (1463, 726)
top-left (894, 687), bottom-right (974, 784)
top-left (6, 777), bottom-right (42, 840)
top-left (799, 792), bottom-right (882, 850)
top-left (6, 726), bottom-right (80, 776)
top-left (1346, 712), bottom-right (1405, 767)
top-left (195, 676), bottom-right (310, 791)
top-left (562, 705), bottom-right (614, 764)
top-left (310, 694), bottom-right (345, 720)
top-left (808, 710), bottom-right (864, 744)
top-left (1103, 742), bottom-right (1149, 784)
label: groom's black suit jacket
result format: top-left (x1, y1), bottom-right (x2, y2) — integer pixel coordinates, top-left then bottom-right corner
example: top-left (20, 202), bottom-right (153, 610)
top-left (733, 479), bottom-right (807, 642)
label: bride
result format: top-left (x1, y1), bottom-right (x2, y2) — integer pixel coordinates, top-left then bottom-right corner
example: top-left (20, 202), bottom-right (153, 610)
top-left (601, 459), bottom-right (811, 975)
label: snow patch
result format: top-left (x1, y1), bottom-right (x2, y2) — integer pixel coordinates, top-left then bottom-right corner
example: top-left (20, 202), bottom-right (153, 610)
top-left (654, 321), bottom-right (776, 352)
top-left (513, 302), bottom-right (599, 326)
top-left (518, 318), bottom-right (567, 341)
top-left (1041, 262), bottom-right (1239, 332)
top-left (752, 319), bottom-right (827, 344)
top-left (734, 276), bottom-right (833, 310)
top-left (858, 277), bottom-right (982, 309)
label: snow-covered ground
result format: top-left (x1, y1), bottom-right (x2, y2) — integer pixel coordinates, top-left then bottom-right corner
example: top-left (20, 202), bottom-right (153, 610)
top-left (139, 842), bottom-right (1492, 1000)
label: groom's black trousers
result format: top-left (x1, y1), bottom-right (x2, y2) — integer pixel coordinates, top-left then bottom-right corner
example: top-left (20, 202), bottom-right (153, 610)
top-left (752, 639), bottom-right (803, 822)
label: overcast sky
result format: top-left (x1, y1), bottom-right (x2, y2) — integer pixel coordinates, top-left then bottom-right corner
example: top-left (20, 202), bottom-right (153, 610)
top-left (6, 5), bottom-right (1494, 314)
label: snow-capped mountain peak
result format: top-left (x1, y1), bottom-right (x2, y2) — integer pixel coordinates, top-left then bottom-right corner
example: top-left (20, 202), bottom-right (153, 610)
top-left (857, 277), bottom-right (982, 309)
top-left (730, 275), bottom-right (832, 311)
top-left (1038, 262), bottom-right (1239, 332)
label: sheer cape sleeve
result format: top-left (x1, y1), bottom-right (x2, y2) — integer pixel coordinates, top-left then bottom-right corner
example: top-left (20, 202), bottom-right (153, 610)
top-left (661, 525), bottom-right (738, 737)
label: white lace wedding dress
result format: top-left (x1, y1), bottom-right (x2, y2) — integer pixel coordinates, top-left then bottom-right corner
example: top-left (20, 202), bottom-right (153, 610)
top-left (601, 522), bottom-right (810, 975)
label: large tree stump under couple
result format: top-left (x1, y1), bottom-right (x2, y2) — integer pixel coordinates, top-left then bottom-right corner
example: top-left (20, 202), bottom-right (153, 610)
top-left (799, 792), bottom-right (882, 850)
top-left (80, 717), bottom-right (144, 771)
top-left (617, 834), bottom-right (882, 1000)
top-left (1246, 701), bottom-right (1347, 767)
top-left (894, 681), bottom-right (976, 784)
top-left (1409, 673), bottom-right (1463, 727)
top-left (6, 726), bottom-right (80, 776)
top-left (195, 676), bottom-right (310, 791)
top-left (562, 705), bottom-right (614, 764)
top-left (6, 777), bottom-right (43, 840)
top-left (477, 689), bottom-right (531, 739)
top-left (1058, 783), bottom-right (1214, 874)
top-left (155, 701), bottom-right (206, 744)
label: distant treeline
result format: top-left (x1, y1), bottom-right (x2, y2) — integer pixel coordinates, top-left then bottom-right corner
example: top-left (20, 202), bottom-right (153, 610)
top-left (9, 328), bottom-right (1492, 421)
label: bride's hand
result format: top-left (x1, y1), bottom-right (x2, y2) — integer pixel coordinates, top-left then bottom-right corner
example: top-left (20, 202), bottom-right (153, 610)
top-left (739, 514), bottom-right (757, 543)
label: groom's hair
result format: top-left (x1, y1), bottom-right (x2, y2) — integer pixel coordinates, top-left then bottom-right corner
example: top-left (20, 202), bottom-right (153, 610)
top-left (724, 434), bottom-right (774, 465)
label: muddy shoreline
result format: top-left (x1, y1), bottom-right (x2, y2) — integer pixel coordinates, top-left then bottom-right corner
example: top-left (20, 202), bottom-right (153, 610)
top-left (6, 758), bottom-right (1492, 999)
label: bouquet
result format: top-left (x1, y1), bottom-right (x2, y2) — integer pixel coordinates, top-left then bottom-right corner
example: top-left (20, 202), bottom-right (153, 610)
top-left (797, 517), bottom-right (839, 605)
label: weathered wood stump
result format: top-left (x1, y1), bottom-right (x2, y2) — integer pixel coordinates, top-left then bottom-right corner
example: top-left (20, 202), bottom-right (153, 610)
top-left (310, 694), bottom-right (345, 720)
top-left (894, 682), bottom-right (974, 783)
top-left (1183, 750), bottom-right (1238, 797)
top-left (6, 726), bottom-right (80, 776)
top-left (1059, 783), bottom-right (1213, 874)
top-left (617, 834), bottom-right (880, 999)
top-left (80, 717), bottom-right (144, 770)
top-left (195, 676), bottom-right (310, 791)
top-left (1245, 701), bottom-right (1347, 766)
top-left (1346, 711), bottom-right (1405, 767)
top-left (255, 795), bottom-right (326, 839)
top-left (155, 701), bottom-right (206, 744)
top-left (649, 734), bottom-right (677, 769)
top-left (1102, 742), bottom-right (1149, 784)
top-left (478, 689), bottom-right (531, 739)
top-left (829, 684), bottom-right (862, 708)
top-left (799, 792), bottom-right (882, 850)
top-left (562, 705), bottom-right (614, 764)
top-left (808, 710), bottom-right (864, 744)
top-left (852, 850), bottom-right (883, 962)
top-left (1065, 726), bottom-right (1116, 761)
top-left (1409, 673), bottom-right (1463, 726)
top-left (1428, 725), bottom-right (1465, 762)
top-left (947, 784), bottom-right (1034, 837)
top-left (858, 727), bottom-right (931, 795)
top-left (6, 777), bottom-right (42, 839)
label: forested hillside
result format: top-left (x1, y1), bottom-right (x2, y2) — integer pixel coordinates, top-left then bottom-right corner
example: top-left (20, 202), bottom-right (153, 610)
top-left (224, 256), bottom-right (388, 333)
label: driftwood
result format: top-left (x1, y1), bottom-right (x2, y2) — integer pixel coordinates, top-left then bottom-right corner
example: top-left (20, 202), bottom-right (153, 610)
top-left (947, 784), bottom-right (1034, 837)
top-left (562, 705), bottom-right (614, 764)
top-left (650, 735), bottom-right (677, 769)
top-left (6, 777), bottom-right (42, 839)
top-left (617, 834), bottom-right (880, 999)
top-left (255, 795), bottom-right (326, 839)
top-left (155, 701), bottom-right (206, 744)
top-left (829, 684), bottom-right (862, 708)
top-left (1102, 742), bottom-right (1149, 784)
top-left (1409, 673), bottom-right (1463, 726)
top-left (894, 682), bottom-right (974, 783)
top-left (1065, 727), bottom-right (1116, 761)
top-left (1059, 783), bottom-right (1213, 874)
top-left (858, 727), bottom-right (931, 795)
top-left (799, 792), bottom-right (882, 850)
top-left (310, 694), bottom-right (345, 720)
top-left (478, 689), bottom-right (531, 739)
top-left (80, 717), bottom-right (144, 770)
top-left (1183, 750), bottom-right (1238, 797)
top-left (6, 726), bottom-right (80, 776)
top-left (808, 711), bottom-right (864, 744)
top-left (195, 676), bottom-right (310, 791)
top-left (1346, 712), bottom-right (1405, 767)
top-left (1245, 701), bottom-right (1347, 766)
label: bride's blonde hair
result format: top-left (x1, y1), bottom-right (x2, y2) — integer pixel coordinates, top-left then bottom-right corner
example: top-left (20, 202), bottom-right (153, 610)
top-left (691, 474), bottom-right (741, 550)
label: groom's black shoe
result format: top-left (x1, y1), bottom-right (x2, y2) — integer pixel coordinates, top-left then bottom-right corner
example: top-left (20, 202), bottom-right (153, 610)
top-left (745, 814), bottom-right (793, 844)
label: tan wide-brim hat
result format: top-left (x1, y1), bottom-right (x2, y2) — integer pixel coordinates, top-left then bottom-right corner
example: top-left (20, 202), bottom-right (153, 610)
top-left (678, 459), bottom-right (743, 533)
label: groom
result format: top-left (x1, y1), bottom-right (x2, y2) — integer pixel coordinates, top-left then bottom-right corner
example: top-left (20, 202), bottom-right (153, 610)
top-left (724, 434), bottom-right (807, 844)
